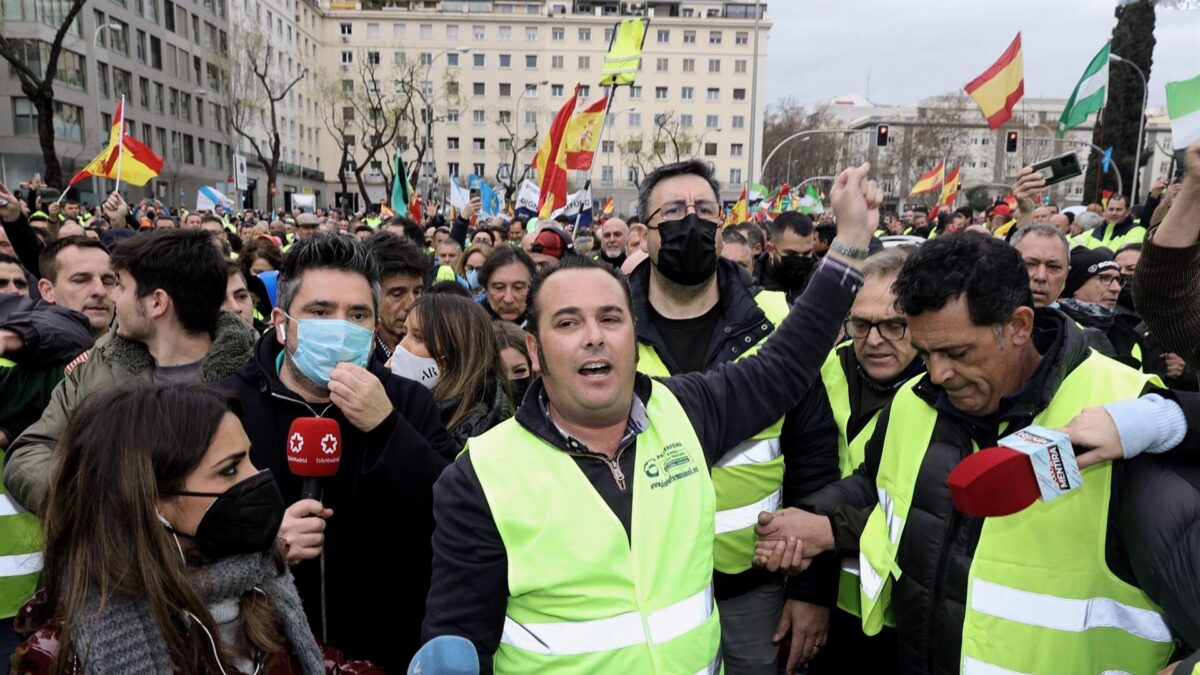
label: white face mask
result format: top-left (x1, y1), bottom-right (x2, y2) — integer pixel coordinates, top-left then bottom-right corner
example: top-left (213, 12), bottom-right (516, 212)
top-left (391, 342), bottom-right (441, 389)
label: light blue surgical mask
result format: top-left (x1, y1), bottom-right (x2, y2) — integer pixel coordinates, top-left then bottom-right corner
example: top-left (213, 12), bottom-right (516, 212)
top-left (281, 314), bottom-right (374, 387)
top-left (466, 268), bottom-right (481, 291)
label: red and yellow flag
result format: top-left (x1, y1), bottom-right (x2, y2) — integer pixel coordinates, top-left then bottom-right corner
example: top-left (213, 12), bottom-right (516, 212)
top-left (965, 33), bottom-right (1025, 130)
top-left (564, 96), bottom-right (608, 171)
top-left (725, 186), bottom-right (748, 227)
top-left (939, 167), bottom-right (962, 206)
top-left (533, 85), bottom-right (580, 218)
top-left (601, 196), bottom-right (614, 216)
top-left (69, 99), bottom-right (163, 187)
top-left (909, 160), bottom-right (945, 196)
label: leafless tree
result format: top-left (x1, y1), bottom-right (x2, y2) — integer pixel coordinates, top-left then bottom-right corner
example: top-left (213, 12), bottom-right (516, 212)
top-left (761, 98), bottom-right (845, 187)
top-left (495, 108), bottom-right (540, 199)
top-left (219, 29), bottom-right (307, 211)
top-left (619, 112), bottom-right (698, 188)
top-left (0, 0), bottom-right (89, 187)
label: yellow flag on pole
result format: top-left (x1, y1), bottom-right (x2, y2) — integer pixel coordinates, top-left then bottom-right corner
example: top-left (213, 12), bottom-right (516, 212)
top-left (599, 18), bottom-right (647, 86)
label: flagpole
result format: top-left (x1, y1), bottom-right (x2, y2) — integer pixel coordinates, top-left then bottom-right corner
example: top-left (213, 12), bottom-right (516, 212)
top-left (113, 96), bottom-right (127, 197)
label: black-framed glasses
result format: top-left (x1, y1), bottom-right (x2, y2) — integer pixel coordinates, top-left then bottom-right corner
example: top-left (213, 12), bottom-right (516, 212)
top-left (646, 199), bottom-right (722, 224)
top-left (844, 318), bottom-right (907, 341)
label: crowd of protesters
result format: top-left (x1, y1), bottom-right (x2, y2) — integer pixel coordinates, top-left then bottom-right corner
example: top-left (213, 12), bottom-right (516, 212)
top-left (0, 139), bottom-right (1198, 674)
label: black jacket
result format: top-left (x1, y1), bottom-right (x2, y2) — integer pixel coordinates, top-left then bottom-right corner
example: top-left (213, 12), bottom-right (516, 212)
top-left (218, 333), bottom-right (457, 672)
top-left (626, 257), bottom-right (840, 605)
top-left (423, 259), bottom-right (862, 671)
top-left (805, 311), bottom-right (1171, 674)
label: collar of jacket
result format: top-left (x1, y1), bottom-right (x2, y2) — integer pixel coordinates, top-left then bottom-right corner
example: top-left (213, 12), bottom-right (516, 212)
top-left (910, 308), bottom-right (1091, 422)
top-left (100, 309), bottom-right (257, 382)
top-left (1098, 214), bottom-right (1137, 240)
top-left (511, 372), bottom-right (654, 455)
top-left (627, 256), bottom-right (774, 372)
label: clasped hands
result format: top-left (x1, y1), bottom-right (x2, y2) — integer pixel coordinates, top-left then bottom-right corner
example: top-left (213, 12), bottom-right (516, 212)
top-left (751, 507), bottom-right (836, 575)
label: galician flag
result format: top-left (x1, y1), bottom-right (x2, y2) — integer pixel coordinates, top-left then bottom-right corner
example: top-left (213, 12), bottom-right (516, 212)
top-left (1166, 73), bottom-right (1200, 150)
top-left (1058, 42), bottom-right (1110, 137)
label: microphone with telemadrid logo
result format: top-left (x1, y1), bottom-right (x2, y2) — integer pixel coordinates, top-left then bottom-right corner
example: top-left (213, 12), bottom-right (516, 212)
top-left (286, 417), bottom-right (342, 500)
top-left (947, 425), bottom-right (1083, 517)
top-left (407, 636), bottom-right (479, 675)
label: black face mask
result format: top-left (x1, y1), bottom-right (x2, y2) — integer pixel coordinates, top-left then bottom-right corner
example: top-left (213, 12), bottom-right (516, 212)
top-left (1118, 275), bottom-right (1136, 311)
top-left (164, 470), bottom-right (285, 560)
top-left (774, 254), bottom-right (816, 290)
top-left (655, 214), bottom-right (719, 286)
top-left (509, 376), bottom-right (532, 407)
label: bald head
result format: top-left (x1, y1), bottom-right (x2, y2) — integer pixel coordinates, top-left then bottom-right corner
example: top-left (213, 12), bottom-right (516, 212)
top-left (1048, 213), bottom-right (1070, 235)
top-left (600, 218), bottom-right (629, 257)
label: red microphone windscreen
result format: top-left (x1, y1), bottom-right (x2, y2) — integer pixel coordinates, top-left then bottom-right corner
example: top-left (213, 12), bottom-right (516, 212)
top-left (286, 417), bottom-right (342, 479)
top-left (947, 446), bottom-right (1041, 517)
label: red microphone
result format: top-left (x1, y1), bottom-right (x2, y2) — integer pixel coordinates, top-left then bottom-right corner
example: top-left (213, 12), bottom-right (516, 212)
top-left (286, 417), bottom-right (342, 500)
top-left (947, 425), bottom-right (1082, 517)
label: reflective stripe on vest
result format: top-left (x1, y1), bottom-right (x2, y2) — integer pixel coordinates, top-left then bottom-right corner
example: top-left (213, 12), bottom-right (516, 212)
top-left (0, 455), bottom-right (42, 618)
top-left (636, 288), bottom-right (791, 574)
top-left (962, 656), bottom-right (1135, 675)
top-left (469, 380), bottom-right (720, 673)
top-left (500, 585), bottom-right (714, 656)
top-left (0, 553), bottom-right (42, 579)
top-left (0, 495), bottom-right (26, 517)
top-left (859, 350), bottom-right (1173, 672)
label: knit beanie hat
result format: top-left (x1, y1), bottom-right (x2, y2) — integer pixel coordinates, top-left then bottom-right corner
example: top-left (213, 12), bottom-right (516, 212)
top-left (1063, 246), bottom-right (1119, 299)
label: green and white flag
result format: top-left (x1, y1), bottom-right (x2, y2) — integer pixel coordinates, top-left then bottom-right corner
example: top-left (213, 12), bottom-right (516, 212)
top-left (1167, 73), bottom-right (1200, 150)
top-left (1058, 42), bottom-right (1110, 137)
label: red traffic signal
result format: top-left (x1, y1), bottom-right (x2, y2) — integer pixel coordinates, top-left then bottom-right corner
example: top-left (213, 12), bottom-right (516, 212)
top-left (1005, 131), bottom-right (1019, 153)
top-left (876, 124), bottom-right (890, 147)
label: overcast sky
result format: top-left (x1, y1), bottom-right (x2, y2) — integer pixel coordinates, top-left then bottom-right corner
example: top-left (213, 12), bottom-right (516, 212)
top-left (764, 0), bottom-right (1199, 110)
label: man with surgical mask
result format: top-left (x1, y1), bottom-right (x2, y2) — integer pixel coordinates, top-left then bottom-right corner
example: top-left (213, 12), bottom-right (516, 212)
top-left (758, 212), bottom-right (819, 306)
top-left (626, 160), bottom-right (840, 675)
top-left (217, 232), bottom-right (456, 673)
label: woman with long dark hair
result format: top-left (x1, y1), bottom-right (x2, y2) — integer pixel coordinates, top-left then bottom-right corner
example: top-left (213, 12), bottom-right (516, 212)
top-left (12, 383), bottom-right (378, 674)
top-left (391, 294), bottom-right (512, 450)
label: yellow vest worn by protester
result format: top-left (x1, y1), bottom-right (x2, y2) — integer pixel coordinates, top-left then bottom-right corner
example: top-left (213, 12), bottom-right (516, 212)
top-left (1079, 222), bottom-right (1147, 252)
top-left (819, 343), bottom-right (887, 618)
top-left (856, 353), bottom-right (1174, 674)
top-left (0, 438), bottom-right (42, 619)
top-left (467, 381), bottom-right (721, 674)
top-left (636, 290), bottom-right (790, 574)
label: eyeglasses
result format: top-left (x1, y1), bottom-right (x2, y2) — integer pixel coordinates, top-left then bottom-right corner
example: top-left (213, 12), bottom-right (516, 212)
top-left (1097, 272), bottom-right (1121, 286)
top-left (844, 318), bottom-right (907, 341)
top-left (647, 199), bottom-right (722, 223)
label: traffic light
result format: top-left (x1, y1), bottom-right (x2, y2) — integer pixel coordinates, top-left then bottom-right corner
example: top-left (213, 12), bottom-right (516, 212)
top-left (876, 124), bottom-right (890, 147)
top-left (1005, 131), bottom-right (1019, 153)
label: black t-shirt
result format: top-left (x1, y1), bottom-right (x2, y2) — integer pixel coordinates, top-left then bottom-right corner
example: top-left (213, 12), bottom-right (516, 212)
top-left (649, 301), bottom-right (721, 374)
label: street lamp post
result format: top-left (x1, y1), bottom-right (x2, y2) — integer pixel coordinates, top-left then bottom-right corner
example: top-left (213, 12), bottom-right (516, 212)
top-left (760, 128), bottom-right (872, 183)
top-left (1109, 54), bottom-right (1148, 203)
top-left (90, 22), bottom-right (122, 200)
top-left (1024, 136), bottom-right (1124, 198)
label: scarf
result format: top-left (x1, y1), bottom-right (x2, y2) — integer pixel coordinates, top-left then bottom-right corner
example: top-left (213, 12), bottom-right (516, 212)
top-left (72, 552), bottom-right (324, 675)
top-left (1058, 297), bottom-right (1114, 329)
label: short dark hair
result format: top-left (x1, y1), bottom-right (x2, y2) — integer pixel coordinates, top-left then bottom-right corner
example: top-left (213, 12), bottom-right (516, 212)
top-left (771, 212), bottom-right (814, 240)
top-left (428, 279), bottom-right (472, 297)
top-left (200, 214), bottom-right (223, 227)
top-left (38, 236), bottom-right (110, 283)
top-left (479, 245), bottom-right (536, 290)
top-left (1115, 242), bottom-right (1143, 257)
top-left (893, 233), bottom-right (1033, 326)
top-left (735, 221), bottom-right (765, 250)
top-left (721, 229), bottom-right (748, 246)
top-left (110, 230), bottom-right (227, 335)
top-left (637, 159), bottom-right (720, 222)
top-left (1108, 194), bottom-right (1129, 207)
top-left (526, 255), bottom-right (632, 337)
top-left (363, 231), bottom-right (432, 281)
top-left (278, 232), bottom-right (381, 314)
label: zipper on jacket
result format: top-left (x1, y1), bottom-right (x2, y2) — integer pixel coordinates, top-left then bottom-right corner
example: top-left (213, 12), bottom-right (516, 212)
top-left (567, 437), bottom-right (635, 492)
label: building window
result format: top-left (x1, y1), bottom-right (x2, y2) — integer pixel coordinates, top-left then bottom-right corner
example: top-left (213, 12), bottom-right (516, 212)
top-left (12, 99), bottom-right (37, 135)
top-left (498, 110), bottom-right (511, 124)
top-left (683, 30), bottom-right (695, 44)
top-left (578, 27), bottom-right (591, 41)
top-left (551, 84), bottom-right (564, 97)
top-left (601, 165), bottom-right (614, 185)
top-left (473, 163), bottom-right (485, 175)
top-left (340, 22), bottom-right (351, 35)
top-left (708, 59), bottom-right (720, 73)
top-left (473, 25), bottom-right (485, 40)
top-left (578, 85), bottom-right (590, 98)
top-left (552, 27), bottom-right (564, 41)
top-left (499, 83), bottom-right (512, 97)
top-left (499, 25), bottom-right (512, 41)
top-left (393, 23), bottom-right (405, 39)
top-left (524, 84), bottom-right (539, 97)
top-left (526, 26), bottom-right (537, 41)
top-left (735, 59), bottom-right (747, 74)
top-left (394, 51), bottom-right (405, 65)
top-left (736, 31), bottom-right (749, 46)
top-left (367, 51), bottom-right (380, 65)
top-left (657, 29), bottom-right (669, 43)
top-left (445, 81), bottom-right (459, 96)
top-left (419, 23), bottom-right (432, 39)
top-left (704, 142), bottom-right (717, 157)
top-left (525, 110), bottom-right (536, 125)
top-left (733, 88), bottom-right (746, 101)
top-left (578, 56), bottom-right (590, 70)
top-left (601, 140), bottom-right (614, 153)
top-left (707, 88), bottom-right (720, 102)
top-left (474, 53), bottom-right (486, 67)
top-left (681, 87), bottom-right (694, 101)
top-left (447, 162), bottom-right (459, 176)
top-left (709, 31), bottom-right (722, 45)
top-left (706, 114), bottom-right (719, 129)
top-left (731, 115), bottom-right (745, 129)
top-left (472, 109), bottom-right (486, 123)
top-left (447, 109), bottom-right (460, 122)
top-left (656, 57), bottom-right (668, 72)
top-left (682, 59), bottom-right (695, 73)
top-left (630, 85), bottom-right (642, 100)
top-left (680, 114), bottom-right (693, 128)
top-left (341, 51), bottom-right (353, 64)
top-left (526, 54), bottom-right (537, 68)
top-left (730, 168), bottom-right (742, 184)
top-left (627, 166), bottom-right (639, 184)
top-left (552, 55), bottom-right (563, 69)
top-left (472, 137), bottom-right (485, 151)
top-left (628, 112), bottom-right (640, 127)
top-left (447, 52), bottom-right (459, 66)
top-left (731, 143), bottom-right (744, 157)
top-left (473, 82), bottom-right (485, 96)
top-left (655, 86), bottom-right (667, 100)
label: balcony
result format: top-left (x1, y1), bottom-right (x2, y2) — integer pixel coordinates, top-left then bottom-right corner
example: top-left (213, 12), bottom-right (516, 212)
top-left (302, 167), bottom-right (325, 181)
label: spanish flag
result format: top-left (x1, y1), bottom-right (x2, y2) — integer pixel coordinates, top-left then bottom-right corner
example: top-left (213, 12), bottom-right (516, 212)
top-left (532, 85), bottom-right (580, 218)
top-left (564, 96), bottom-right (608, 171)
top-left (939, 167), bottom-right (962, 205)
top-left (69, 98), bottom-right (162, 187)
top-left (601, 196), bottom-right (615, 216)
top-left (965, 33), bottom-right (1025, 130)
top-left (725, 186), bottom-right (748, 227)
top-left (599, 18), bottom-right (647, 86)
top-left (909, 160), bottom-right (945, 196)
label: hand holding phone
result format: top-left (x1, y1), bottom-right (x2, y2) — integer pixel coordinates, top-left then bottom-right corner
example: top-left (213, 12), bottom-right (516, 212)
top-left (1030, 152), bottom-right (1083, 187)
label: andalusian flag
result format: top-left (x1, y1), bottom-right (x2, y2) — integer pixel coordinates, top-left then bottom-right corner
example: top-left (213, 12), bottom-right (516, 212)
top-left (391, 153), bottom-right (412, 215)
top-left (1167, 73), bottom-right (1200, 150)
top-left (909, 160), bottom-right (946, 196)
top-left (69, 98), bottom-right (162, 187)
top-left (939, 167), bottom-right (962, 205)
top-left (564, 96), bottom-right (608, 171)
top-left (532, 85), bottom-right (580, 218)
top-left (725, 186), bottom-right (748, 226)
top-left (965, 33), bottom-right (1025, 130)
top-left (1058, 42), bottom-right (1110, 137)
top-left (599, 18), bottom-right (647, 86)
